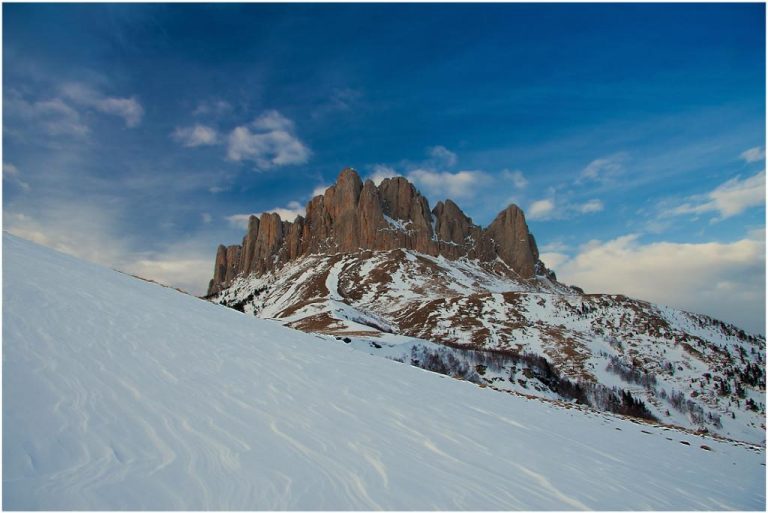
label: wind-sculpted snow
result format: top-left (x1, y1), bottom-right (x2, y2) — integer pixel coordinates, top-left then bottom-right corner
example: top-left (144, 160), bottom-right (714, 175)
top-left (4, 233), bottom-right (766, 510)
top-left (214, 248), bottom-right (766, 444)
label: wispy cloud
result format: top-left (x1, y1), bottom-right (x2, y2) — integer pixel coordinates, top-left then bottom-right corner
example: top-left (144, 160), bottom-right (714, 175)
top-left (578, 153), bottom-right (628, 184)
top-left (528, 198), bottom-right (555, 220)
top-left (3, 162), bottom-right (31, 191)
top-left (5, 91), bottom-right (90, 138)
top-left (311, 184), bottom-right (330, 197)
top-left (226, 200), bottom-right (305, 228)
top-left (225, 214), bottom-right (255, 229)
top-left (740, 146), bottom-right (765, 163)
top-left (501, 169), bottom-right (528, 189)
top-left (367, 164), bottom-right (400, 185)
top-left (665, 170), bottom-right (765, 220)
top-left (538, 251), bottom-right (570, 269)
top-left (5, 205), bottom-right (131, 269)
top-left (578, 199), bottom-right (604, 214)
top-left (368, 149), bottom-right (531, 211)
top-left (264, 201), bottom-right (305, 221)
top-left (193, 99), bottom-right (233, 117)
top-left (5, 200), bottom-right (229, 296)
top-left (313, 87), bottom-right (363, 118)
top-left (60, 82), bottom-right (144, 127)
top-left (427, 145), bottom-right (458, 167)
top-left (407, 169), bottom-right (490, 199)
top-left (527, 195), bottom-right (604, 220)
top-left (543, 231), bottom-right (766, 334)
top-left (172, 124), bottom-right (219, 147)
top-left (227, 110), bottom-right (311, 169)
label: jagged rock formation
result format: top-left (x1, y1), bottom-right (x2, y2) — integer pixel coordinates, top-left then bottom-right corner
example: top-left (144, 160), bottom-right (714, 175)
top-left (209, 247), bottom-right (766, 445)
top-left (208, 168), bottom-right (549, 295)
top-left (205, 166), bottom-right (766, 445)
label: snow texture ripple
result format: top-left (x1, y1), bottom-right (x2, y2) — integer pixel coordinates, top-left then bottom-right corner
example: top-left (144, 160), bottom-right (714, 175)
top-left (3, 233), bottom-right (765, 510)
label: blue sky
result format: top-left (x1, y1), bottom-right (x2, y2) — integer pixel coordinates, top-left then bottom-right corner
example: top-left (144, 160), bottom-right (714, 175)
top-left (3, 3), bottom-right (765, 333)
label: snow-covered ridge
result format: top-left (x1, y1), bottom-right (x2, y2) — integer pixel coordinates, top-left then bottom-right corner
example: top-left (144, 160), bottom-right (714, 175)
top-left (212, 247), bottom-right (766, 445)
top-left (4, 233), bottom-right (765, 509)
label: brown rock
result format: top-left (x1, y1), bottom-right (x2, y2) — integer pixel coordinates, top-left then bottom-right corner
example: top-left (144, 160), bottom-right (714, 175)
top-left (207, 167), bottom-right (553, 293)
top-left (358, 179), bottom-right (387, 249)
top-left (284, 216), bottom-right (305, 262)
top-left (224, 245), bottom-right (242, 284)
top-left (239, 215), bottom-right (260, 275)
top-left (209, 244), bottom-right (228, 295)
top-left (486, 204), bottom-right (537, 279)
top-left (303, 195), bottom-right (332, 254)
top-left (377, 176), bottom-right (434, 253)
top-left (325, 168), bottom-right (364, 252)
top-left (250, 212), bottom-right (284, 275)
top-left (433, 199), bottom-right (472, 245)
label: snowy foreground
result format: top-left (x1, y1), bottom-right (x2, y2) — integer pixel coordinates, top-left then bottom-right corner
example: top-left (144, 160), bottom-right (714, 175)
top-left (3, 234), bottom-right (765, 510)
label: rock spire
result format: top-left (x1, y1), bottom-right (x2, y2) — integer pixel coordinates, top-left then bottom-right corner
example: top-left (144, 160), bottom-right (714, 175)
top-left (207, 168), bottom-right (549, 295)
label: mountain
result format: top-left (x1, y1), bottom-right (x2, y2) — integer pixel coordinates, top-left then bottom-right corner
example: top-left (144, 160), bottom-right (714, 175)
top-left (207, 168), bottom-right (556, 296)
top-left (3, 233), bottom-right (765, 509)
top-left (207, 168), bottom-right (766, 445)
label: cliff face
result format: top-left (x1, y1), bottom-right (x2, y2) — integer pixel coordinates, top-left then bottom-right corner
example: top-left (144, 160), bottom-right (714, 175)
top-left (208, 168), bottom-right (549, 295)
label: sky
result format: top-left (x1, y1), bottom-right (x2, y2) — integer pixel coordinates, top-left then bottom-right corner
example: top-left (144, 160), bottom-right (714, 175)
top-left (3, 3), bottom-right (765, 334)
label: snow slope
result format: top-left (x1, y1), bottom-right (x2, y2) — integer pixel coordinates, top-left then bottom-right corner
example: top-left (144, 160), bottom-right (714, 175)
top-left (3, 233), bottom-right (765, 510)
top-left (214, 249), bottom-right (766, 444)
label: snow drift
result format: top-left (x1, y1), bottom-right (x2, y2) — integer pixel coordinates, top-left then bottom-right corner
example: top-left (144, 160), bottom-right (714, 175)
top-left (3, 233), bottom-right (765, 510)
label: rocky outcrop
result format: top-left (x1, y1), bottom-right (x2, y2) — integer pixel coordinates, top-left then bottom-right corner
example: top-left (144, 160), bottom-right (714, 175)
top-left (207, 167), bottom-right (553, 295)
top-left (485, 205), bottom-right (538, 280)
top-left (433, 199), bottom-right (472, 245)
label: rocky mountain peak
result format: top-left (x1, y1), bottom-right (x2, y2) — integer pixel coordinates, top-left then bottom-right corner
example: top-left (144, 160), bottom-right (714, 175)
top-left (207, 168), bottom-right (552, 295)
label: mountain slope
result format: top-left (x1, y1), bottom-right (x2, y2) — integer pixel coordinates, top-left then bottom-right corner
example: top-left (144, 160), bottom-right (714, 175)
top-left (3, 233), bottom-right (765, 510)
top-left (213, 247), bottom-right (766, 444)
top-left (207, 169), bottom-right (765, 445)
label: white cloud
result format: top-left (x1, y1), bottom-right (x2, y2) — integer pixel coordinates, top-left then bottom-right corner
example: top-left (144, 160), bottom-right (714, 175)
top-left (428, 145), bottom-right (457, 167)
top-left (407, 169), bottom-right (488, 199)
top-left (123, 257), bottom-right (214, 296)
top-left (668, 170), bottom-right (765, 220)
top-left (193, 99), bottom-right (232, 117)
top-left (6, 92), bottom-right (89, 138)
top-left (540, 240), bottom-right (571, 253)
top-left (528, 198), bottom-right (556, 220)
top-left (201, 212), bottom-right (212, 224)
top-left (172, 124), bottom-right (219, 147)
top-left (528, 196), bottom-right (605, 221)
top-left (97, 97), bottom-right (144, 127)
top-left (502, 169), bottom-right (528, 189)
top-left (4, 162), bottom-right (19, 177)
top-left (61, 82), bottom-right (143, 127)
top-left (5, 203), bottom-right (223, 297)
top-left (267, 201), bottom-right (305, 222)
top-left (547, 233), bottom-right (765, 335)
top-left (251, 110), bottom-right (295, 132)
top-left (579, 153), bottom-right (627, 183)
top-left (539, 251), bottom-right (570, 269)
top-left (368, 164), bottom-right (400, 185)
top-left (311, 184), bottom-right (329, 197)
top-left (227, 111), bottom-right (311, 168)
top-left (5, 207), bottom-right (131, 269)
top-left (579, 199), bottom-right (604, 214)
top-left (226, 214), bottom-right (255, 229)
top-left (3, 162), bottom-right (31, 191)
top-left (740, 146), bottom-right (765, 163)
top-left (226, 201), bottom-right (306, 228)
